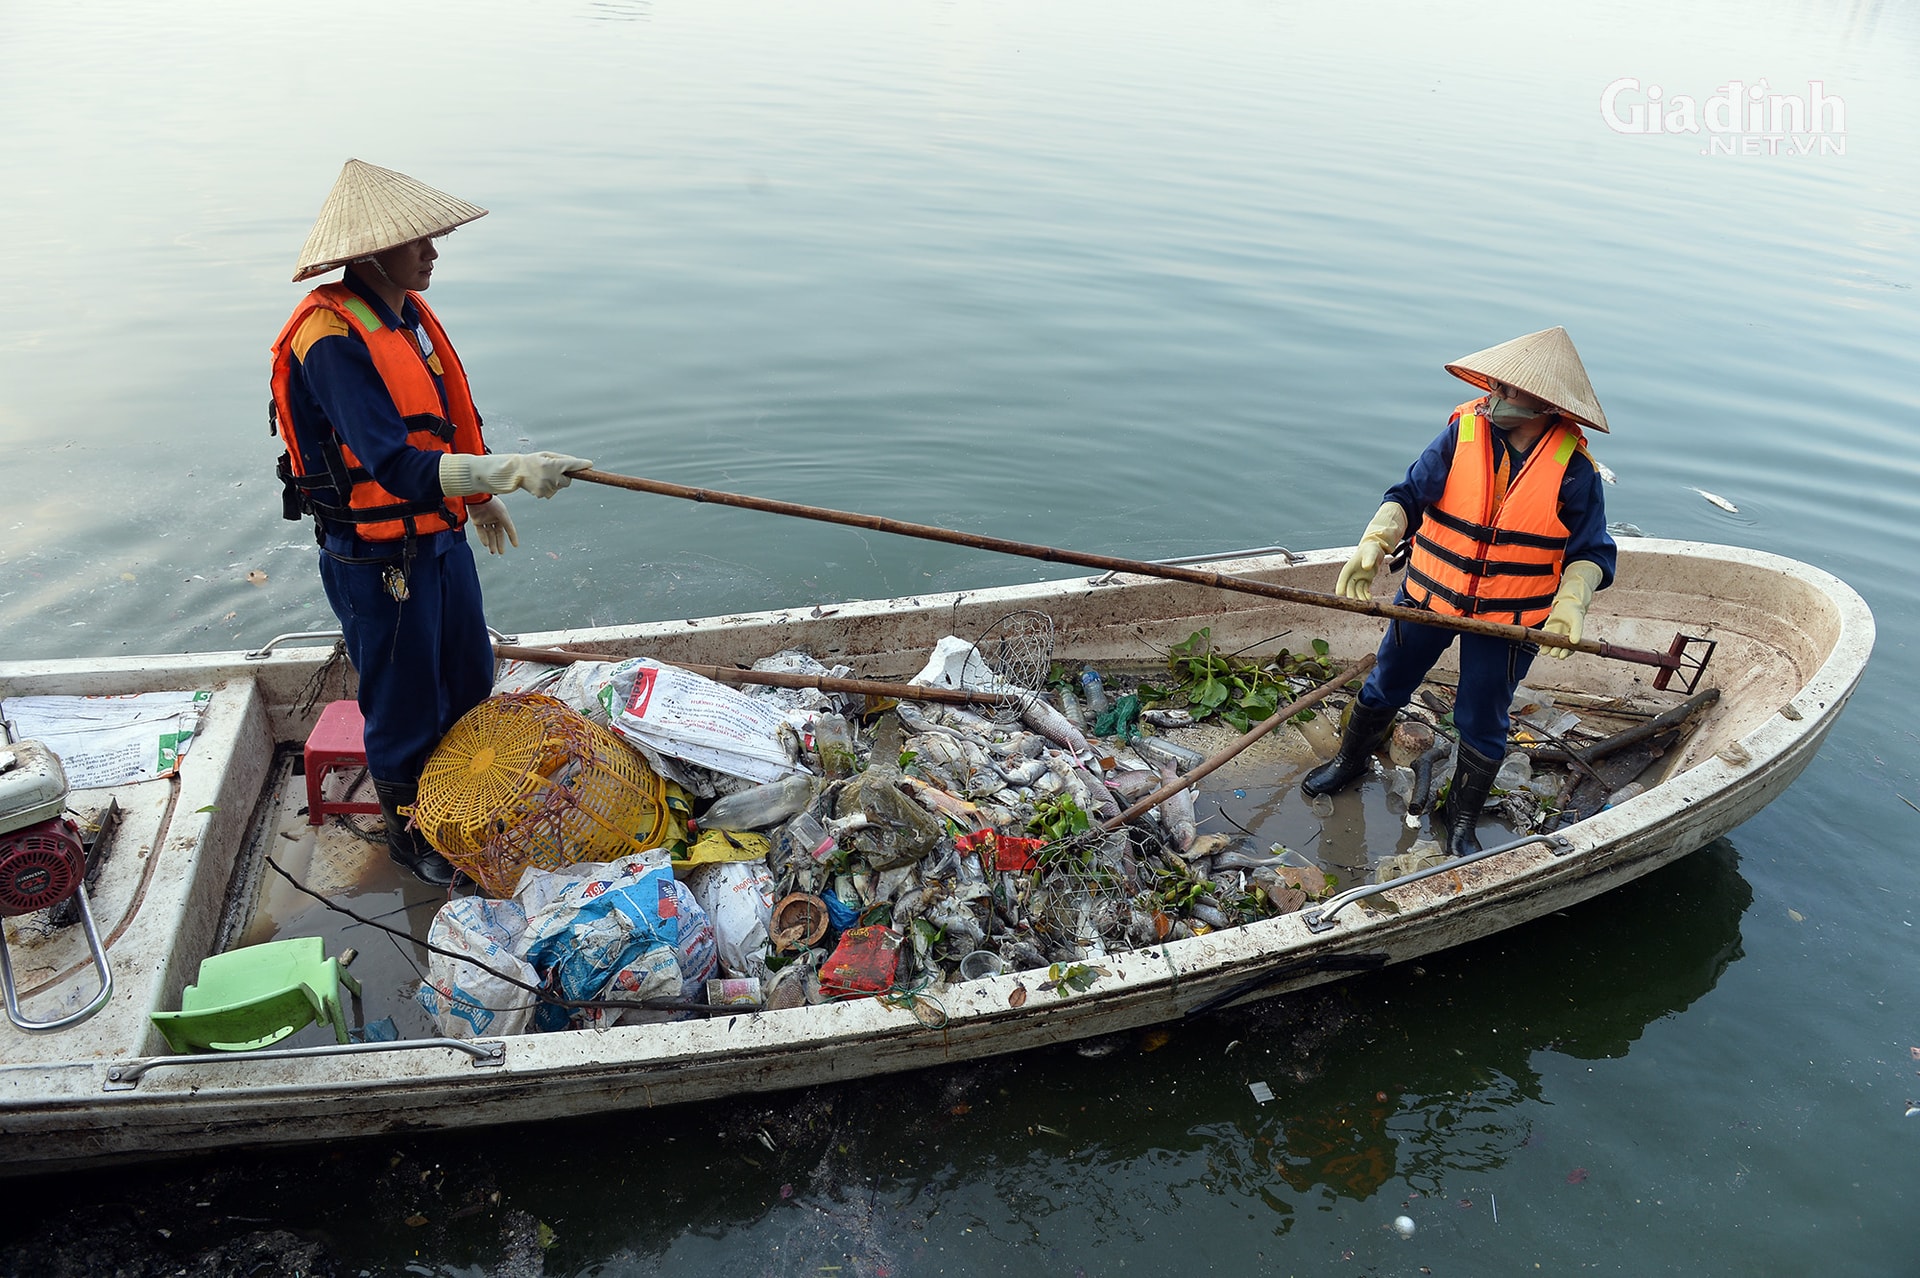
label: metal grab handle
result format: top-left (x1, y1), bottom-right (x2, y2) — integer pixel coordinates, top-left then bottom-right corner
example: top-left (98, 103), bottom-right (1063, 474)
top-left (247, 625), bottom-right (518, 660)
top-left (1090, 545), bottom-right (1302, 585)
top-left (105, 1036), bottom-right (506, 1090)
top-left (1302, 832), bottom-right (1576, 934)
top-left (1, 883), bottom-right (114, 1033)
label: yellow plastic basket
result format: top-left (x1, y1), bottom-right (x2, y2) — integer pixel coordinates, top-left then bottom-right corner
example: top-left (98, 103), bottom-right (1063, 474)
top-left (413, 692), bottom-right (677, 897)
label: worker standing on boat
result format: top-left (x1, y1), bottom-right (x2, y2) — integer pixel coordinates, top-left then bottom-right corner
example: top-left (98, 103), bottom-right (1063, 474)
top-left (1303, 327), bottom-right (1617, 858)
top-left (270, 159), bottom-right (592, 885)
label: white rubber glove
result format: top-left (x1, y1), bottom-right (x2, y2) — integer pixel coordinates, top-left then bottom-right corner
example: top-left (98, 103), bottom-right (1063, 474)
top-left (466, 497), bottom-right (518, 556)
top-left (1334, 502), bottom-right (1408, 601)
top-left (439, 452), bottom-right (594, 500)
top-left (1540, 560), bottom-right (1604, 658)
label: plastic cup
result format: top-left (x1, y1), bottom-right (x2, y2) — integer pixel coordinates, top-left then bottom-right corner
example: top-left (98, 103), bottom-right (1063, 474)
top-left (959, 950), bottom-right (1006, 981)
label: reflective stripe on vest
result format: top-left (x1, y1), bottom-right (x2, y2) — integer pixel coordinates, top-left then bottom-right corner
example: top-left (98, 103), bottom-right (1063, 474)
top-left (269, 283), bottom-right (485, 542)
top-left (1404, 398), bottom-right (1579, 627)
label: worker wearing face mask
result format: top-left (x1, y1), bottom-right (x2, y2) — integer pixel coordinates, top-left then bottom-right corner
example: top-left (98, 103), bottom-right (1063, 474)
top-left (270, 159), bottom-right (592, 885)
top-left (1303, 327), bottom-right (1617, 858)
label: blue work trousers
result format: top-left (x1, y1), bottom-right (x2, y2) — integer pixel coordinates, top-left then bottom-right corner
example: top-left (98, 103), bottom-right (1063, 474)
top-left (1357, 598), bottom-right (1537, 760)
top-left (318, 538), bottom-right (494, 784)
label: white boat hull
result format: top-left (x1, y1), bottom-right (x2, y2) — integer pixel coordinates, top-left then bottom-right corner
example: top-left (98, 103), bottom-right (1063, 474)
top-left (0, 539), bottom-right (1874, 1173)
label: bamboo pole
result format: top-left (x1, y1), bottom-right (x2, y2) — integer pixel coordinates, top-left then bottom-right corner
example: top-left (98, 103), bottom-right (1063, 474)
top-left (571, 468), bottom-right (1691, 676)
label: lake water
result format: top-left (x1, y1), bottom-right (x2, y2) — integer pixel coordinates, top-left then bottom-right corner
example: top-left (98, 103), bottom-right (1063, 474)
top-left (4, 0), bottom-right (1917, 1272)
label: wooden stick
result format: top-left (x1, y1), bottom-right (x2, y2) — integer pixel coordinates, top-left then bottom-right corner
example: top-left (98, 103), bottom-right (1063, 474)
top-left (572, 467), bottom-right (1690, 675)
top-left (493, 641), bottom-right (1023, 708)
top-left (1516, 687), bottom-right (1721, 765)
top-left (1101, 655), bottom-right (1375, 832)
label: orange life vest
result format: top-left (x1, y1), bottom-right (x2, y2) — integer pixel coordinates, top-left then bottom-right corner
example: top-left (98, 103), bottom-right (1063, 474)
top-left (1404, 398), bottom-right (1582, 627)
top-left (269, 283), bottom-right (485, 542)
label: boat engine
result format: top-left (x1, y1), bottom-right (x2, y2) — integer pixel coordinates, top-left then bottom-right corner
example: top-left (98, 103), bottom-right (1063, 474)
top-left (0, 740), bottom-right (114, 1032)
top-left (0, 814), bottom-right (87, 917)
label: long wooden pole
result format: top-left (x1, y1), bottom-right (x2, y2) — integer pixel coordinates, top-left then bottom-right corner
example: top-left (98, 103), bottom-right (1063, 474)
top-left (1101, 655), bottom-right (1374, 831)
top-left (571, 468), bottom-right (1687, 675)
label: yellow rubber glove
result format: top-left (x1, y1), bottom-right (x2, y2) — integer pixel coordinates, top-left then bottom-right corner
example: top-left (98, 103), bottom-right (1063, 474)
top-left (1540, 560), bottom-right (1604, 658)
top-left (467, 497), bottom-right (518, 556)
top-left (1334, 502), bottom-right (1408, 601)
top-left (439, 452), bottom-right (594, 500)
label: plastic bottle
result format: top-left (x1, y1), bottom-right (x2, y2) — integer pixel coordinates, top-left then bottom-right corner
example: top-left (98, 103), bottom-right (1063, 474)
top-left (1057, 685), bottom-right (1089, 730)
top-left (811, 712), bottom-right (857, 779)
top-left (693, 774), bottom-right (821, 833)
top-left (1079, 669), bottom-right (1111, 719)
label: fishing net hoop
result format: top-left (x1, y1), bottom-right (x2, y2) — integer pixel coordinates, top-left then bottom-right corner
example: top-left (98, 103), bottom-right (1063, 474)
top-left (963, 609), bottom-right (1055, 724)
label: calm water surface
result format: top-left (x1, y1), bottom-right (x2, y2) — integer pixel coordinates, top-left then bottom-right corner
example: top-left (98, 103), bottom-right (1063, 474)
top-left (3, 1), bottom-right (1917, 1273)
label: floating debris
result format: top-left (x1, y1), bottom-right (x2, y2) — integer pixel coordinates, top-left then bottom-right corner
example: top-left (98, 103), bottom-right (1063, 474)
top-left (1691, 487), bottom-right (1740, 513)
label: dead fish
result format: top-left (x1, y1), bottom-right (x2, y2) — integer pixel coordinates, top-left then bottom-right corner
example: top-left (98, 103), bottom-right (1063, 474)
top-left (1189, 900), bottom-right (1232, 930)
top-left (1155, 761), bottom-right (1197, 852)
top-left (1022, 698), bottom-right (1094, 761)
top-left (1186, 832), bottom-right (1233, 859)
top-left (1593, 458), bottom-right (1618, 485)
top-left (1046, 753), bottom-right (1103, 817)
top-left (1141, 708), bottom-right (1195, 729)
top-left (1105, 768), bottom-right (1161, 802)
top-left (1073, 763), bottom-right (1121, 821)
top-left (898, 775), bottom-right (982, 825)
top-left (999, 756), bottom-right (1049, 787)
top-left (936, 705), bottom-right (1001, 737)
top-left (896, 702), bottom-right (966, 742)
top-left (1691, 486), bottom-right (1740, 513)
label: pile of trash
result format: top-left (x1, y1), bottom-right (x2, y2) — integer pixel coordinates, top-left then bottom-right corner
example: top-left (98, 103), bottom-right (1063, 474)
top-left (414, 636), bottom-right (1344, 1034)
top-left (420, 636), bottom-right (1663, 1035)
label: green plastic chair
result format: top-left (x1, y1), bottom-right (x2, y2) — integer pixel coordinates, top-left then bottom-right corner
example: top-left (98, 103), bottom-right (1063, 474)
top-left (150, 936), bottom-right (362, 1053)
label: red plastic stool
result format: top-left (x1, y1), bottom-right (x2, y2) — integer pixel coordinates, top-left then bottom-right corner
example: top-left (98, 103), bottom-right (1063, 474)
top-left (305, 700), bottom-right (381, 825)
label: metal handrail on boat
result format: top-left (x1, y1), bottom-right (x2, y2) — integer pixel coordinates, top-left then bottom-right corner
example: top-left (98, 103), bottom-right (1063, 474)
top-left (1088, 544), bottom-right (1302, 585)
top-left (246, 625), bottom-right (518, 660)
top-left (104, 1036), bottom-right (507, 1091)
top-left (1302, 832), bottom-right (1576, 934)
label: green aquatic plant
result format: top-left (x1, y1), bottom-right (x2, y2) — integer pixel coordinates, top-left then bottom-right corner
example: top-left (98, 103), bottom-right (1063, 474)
top-left (1140, 628), bottom-right (1335, 732)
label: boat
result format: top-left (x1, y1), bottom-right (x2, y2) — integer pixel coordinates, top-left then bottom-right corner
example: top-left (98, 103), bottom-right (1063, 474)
top-left (0, 538), bottom-right (1873, 1174)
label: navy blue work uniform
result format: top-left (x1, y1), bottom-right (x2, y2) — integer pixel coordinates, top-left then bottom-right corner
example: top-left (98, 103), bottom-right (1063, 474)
top-left (280, 274), bottom-right (493, 784)
top-left (1356, 421), bottom-right (1617, 760)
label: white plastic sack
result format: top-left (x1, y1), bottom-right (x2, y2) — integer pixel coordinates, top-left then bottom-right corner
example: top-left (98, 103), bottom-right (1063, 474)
top-left (514, 852), bottom-right (718, 1025)
top-left (687, 859), bottom-right (777, 981)
top-left (416, 896), bottom-right (538, 1039)
top-left (909, 636), bottom-right (1012, 694)
top-left (584, 657), bottom-right (800, 785)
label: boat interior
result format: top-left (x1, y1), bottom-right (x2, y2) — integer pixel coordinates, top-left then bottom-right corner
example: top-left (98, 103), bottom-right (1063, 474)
top-left (0, 540), bottom-right (1863, 1075)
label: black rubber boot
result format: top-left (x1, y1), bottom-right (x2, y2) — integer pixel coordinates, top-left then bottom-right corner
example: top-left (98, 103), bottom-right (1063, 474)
top-left (1301, 698), bottom-right (1398, 798)
top-left (1438, 742), bottom-right (1502, 858)
top-left (372, 779), bottom-right (457, 888)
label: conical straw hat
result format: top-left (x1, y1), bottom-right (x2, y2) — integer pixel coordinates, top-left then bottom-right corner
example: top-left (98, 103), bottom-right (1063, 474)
top-left (1444, 326), bottom-right (1610, 433)
top-left (292, 159), bottom-right (488, 283)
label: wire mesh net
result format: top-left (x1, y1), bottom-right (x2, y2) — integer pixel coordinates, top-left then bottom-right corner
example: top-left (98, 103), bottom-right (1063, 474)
top-left (965, 609), bottom-right (1055, 724)
top-left (1028, 828), bottom-right (1138, 950)
top-left (413, 692), bottom-right (676, 897)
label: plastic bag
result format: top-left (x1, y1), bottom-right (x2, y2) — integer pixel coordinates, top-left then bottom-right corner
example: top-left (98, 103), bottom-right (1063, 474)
top-left (583, 658), bottom-right (800, 786)
top-left (515, 853), bottom-right (719, 1025)
top-left (687, 859), bottom-right (777, 981)
top-left (416, 896), bottom-right (538, 1039)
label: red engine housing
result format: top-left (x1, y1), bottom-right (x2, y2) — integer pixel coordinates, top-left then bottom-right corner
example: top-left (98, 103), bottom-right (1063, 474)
top-left (0, 816), bottom-right (86, 916)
